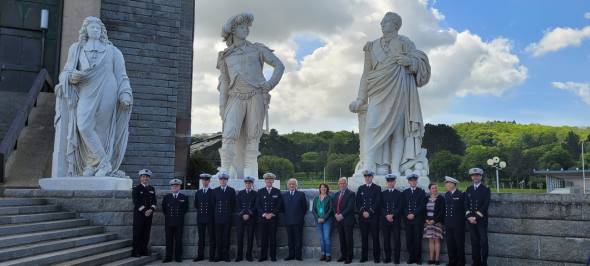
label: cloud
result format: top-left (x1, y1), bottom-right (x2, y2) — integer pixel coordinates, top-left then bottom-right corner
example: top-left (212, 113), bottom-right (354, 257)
top-left (526, 26), bottom-right (590, 57)
top-left (192, 0), bottom-right (527, 133)
top-left (551, 81), bottom-right (590, 104)
top-left (585, 12), bottom-right (590, 19)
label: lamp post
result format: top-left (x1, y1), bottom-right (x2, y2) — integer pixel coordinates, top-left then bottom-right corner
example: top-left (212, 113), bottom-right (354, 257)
top-left (487, 156), bottom-right (506, 193)
top-left (40, 9), bottom-right (49, 67)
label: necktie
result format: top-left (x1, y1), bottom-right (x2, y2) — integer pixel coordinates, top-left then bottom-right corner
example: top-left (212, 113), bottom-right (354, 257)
top-left (337, 191), bottom-right (344, 213)
top-left (291, 191), bottom-right (294, 196)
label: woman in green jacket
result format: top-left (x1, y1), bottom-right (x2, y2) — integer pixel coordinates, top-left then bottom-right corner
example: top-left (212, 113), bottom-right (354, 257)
top-left (312, 183), bottom-right (334, 261)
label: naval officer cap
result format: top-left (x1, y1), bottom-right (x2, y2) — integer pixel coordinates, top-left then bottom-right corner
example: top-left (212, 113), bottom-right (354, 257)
top-left (218, 172), bottom-right (230, 180)
top-left (169, 178), bottom-right (182, 186)
top-left (263, 172), bottom-right (276, 180)
top-left (199, 173), bottom-right (211, 180)
top-left (468, 168), bottom-right (484, 176)
top-left (138, 169), bottom-right (152, 177)
top-left (244, 176), bottom-right (256, 183)
top-left (406, 173), bottom-right (419, 180)
top-left (444, 176), bottom-right (459, 184)
top-left (385, 173), bottom-right (397, 181)
top-left (362, 169), bottom-right (375, 176)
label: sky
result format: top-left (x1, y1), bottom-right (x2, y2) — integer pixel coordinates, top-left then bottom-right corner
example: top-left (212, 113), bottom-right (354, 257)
top-left (191, 0), bottom-right (590, 134)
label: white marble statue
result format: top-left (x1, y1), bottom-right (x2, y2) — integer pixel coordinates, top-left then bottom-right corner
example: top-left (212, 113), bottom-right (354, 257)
top-left (52, 16), bottom-right (132, 178)
top-left (349, 12), bottom-right (431, 180)
top-left (216, 13), bottom-right (284, 179)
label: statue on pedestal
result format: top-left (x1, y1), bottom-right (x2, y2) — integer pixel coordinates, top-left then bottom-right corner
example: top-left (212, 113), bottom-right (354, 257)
top-left (349, 12), bottom-right (431, 185)
top-left (216, 13), bottom-right (285, 179)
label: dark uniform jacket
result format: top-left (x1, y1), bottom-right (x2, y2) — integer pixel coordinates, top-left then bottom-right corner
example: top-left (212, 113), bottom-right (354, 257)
top-left (194, 187), bottom-right (214, 224)
top-left (332, 189), bottom-right (356, 226)
top-left (444, 189), bottom-right (465, 228)
top-left (212, 186), bottom-right (236, 224)
top-left (162, 192), bottom-right (189, 227)
top-left (133, 184), bottom-right (157, 215)
top-left (401, 187), bottom-right (427, 224)
top-left (381, 188), bottom-right (402, 224)
top-left (464, 184), bottom-right (491, 222)
top-left (236, 188), bottom-right (258, 224)
top-left (356, 183), bottom-right (382, 221)
top-left (282, 190), bottom-right (308, 225)
top-left (256, 187), bottom-right (282, 220)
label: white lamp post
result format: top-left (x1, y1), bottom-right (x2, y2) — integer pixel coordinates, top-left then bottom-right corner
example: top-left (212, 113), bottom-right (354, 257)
top-left (487, 156), bottom-right (506, 193)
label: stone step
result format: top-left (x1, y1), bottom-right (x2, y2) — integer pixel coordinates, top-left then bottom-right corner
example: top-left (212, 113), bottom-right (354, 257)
top-left (102, 254), bottom-right (159, 266)
top-left (53, 247), bottom-right (142, 266)
top-left (0, 233), bottom-right (118, 262)
top-left (0, 218), bottom-right (89, 236)
top-left (0, 239), bottom-right (131, 266)
top-left (0, 198), bottom-right (47, 207)
top-left (0, 211), bottom-right (76, 225)
top-left (0, 226), bottom-right (104, 249)
top-left (0, 204), bottom-right (59, 215)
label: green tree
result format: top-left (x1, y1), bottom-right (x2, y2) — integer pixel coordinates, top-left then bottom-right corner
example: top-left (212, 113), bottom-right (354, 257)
top-left (187, 150), bottom-right (217, 188)
top-left (423, 124), bottom-right (466, 158)
top-left (259, 129), bottom-right (300, 168)
top-left (300, 151), bottom-right (322, 177)
top-left (258, 155), bottom-right (295, 181)
top-left (328, 131), bottom-right (359, 155)
top-left (539, 145), bottom-right (574, 170)
top-left (325, 153), bottom-right (358, 179)
top-left (562, 131), bottom-right (581, 161)
top-left (429, 150), bottom-right (462, 181)
top-left (460, 145), bottom-right (501, 180)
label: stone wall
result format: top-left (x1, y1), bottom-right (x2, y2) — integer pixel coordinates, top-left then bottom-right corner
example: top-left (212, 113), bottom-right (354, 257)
top-left (99, 0), bottom-right (194, 186)
top-left (3, 189), bottom-right (589, 266)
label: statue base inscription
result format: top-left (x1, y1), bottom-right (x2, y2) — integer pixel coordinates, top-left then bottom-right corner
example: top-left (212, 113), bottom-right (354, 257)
top-left (39, 176), bottom-right (132, 190)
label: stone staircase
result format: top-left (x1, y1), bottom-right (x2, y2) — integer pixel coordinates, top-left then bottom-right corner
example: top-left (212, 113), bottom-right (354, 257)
top-left (0, 197), bottom-right (159, 265)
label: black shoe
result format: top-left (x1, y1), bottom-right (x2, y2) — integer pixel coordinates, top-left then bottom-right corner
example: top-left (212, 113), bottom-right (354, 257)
top-left (428, 260), bottom-right (434, 264)
top-left (325, 256), bottom-right (332, 262)
top-left (408, 260), bottom-right (414, 264)
top-left (394, 260), bottom-right (401, 264)
top-left (258, 257), bottom-right (267, 262)
top-left (271, 257), bottom-right (277, 262)
top-left (435, 261), bottom-right (440, 265)
top-left (337, 257), bottom-right (346, 262)
top-left (225, 258), bottom-right (231, 262)
top-left (384, 259), bottom-right (391, 263)
top-left (285, 256), bottom-right (294, 261)
top-left (193, 256), bottom-right (203, 262)
top-left (162, 258), bottom-right (172, 263)
top-left (235, 257), bottom-right (243, 262)
top-left (131, 253), bottom-right (140, 258)
top-left (296, 257), bottom-right (303, 261)
top-left (360, 258), bottom-right (368, 263)
top-left (345, 260), bottom-right (352, 264)
top-left (374, 259), bottom-right (381, 263)
top-left (246, 256), bottom-right (253, 262)
top-left (175, 259), bottom-right (182, 262)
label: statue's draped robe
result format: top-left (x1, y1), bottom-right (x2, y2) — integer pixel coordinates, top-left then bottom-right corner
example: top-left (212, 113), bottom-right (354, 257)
top-left (54, 42), bottom-right (132, 176)
top-left (358, 36), bottom-right (430, 171)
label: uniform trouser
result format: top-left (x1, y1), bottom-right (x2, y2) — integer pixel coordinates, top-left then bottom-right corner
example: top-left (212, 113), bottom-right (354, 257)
top-left (405, 220), bottom-right (424, 262)
top-left (165, 225), bottom-right (183, 260)
top-left (132, 213), bottom-right (152, 255)
top-left (215, 223), bottom-right (231, 260)
top-left (359, 218), bottom-right (380, 261)
top-left (197, 223), bottom-right (215, 259)
top-left (468, 221), bottom-right (488, 266)
top-left (286, 223), bottom-right (304, 259)
top-left (259, 218), bottom-right (278, 260)
top-left (336, 221), bottom-right (353, 262)
top-left (445, 226), bottom-right (466, 266)
top-left (236, 221), bottom-right (255, 259)
top-left (382, 221), bottom-right (401, 263)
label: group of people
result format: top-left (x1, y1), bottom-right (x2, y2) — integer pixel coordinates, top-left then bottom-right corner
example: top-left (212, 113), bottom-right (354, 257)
top-left (131, 167), bottom-right (491, 266)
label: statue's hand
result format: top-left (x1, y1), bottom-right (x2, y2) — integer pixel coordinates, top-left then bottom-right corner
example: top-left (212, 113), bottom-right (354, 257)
top-left (69, 71), bottom-right (84, 84)
top-left (260, 81), bottom-right (272, 93)
top-left (349, 99), bottom-right (363, 113)
top-left (119, 93), bottom-right (132, 109)
top-left (394, 54), bottom-right (412, 67)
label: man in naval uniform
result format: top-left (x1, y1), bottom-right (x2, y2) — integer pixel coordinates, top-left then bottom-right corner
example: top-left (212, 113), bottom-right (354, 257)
top-left (256, 172), bottom-right (282, 261)
top-left (401, 173), bottom-right (427, 264)
top-left (162, 179), bottom-right (188, 263)
top-left (216, 13), bottom-right (285, 178)
top-left (131, 169), bottom-right (156, 257)
top-left (443, 176), bottom-right (466, 266)
top-left (381, 173), bottom-right (402, 264)
top-left (235, 176), bottom-right (258, 262)
top-left (212, 172), bottom-right (236, 262)
top-left (355, 169), bottom-right (382, 263)
top-left (465, 168), bottom-right (491, 266)
top-left (193, 173), bottom-right (215, 262)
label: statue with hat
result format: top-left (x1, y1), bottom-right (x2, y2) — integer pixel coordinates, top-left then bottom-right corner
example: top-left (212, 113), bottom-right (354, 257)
top-left (216, 12), bottom-right (285, 179)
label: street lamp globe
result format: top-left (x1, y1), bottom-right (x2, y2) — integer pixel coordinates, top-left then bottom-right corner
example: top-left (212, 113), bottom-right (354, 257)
top-left (493, 156), bottom-right (500, 163)
top-left (487, 159), bottom-right (494, 166)
top-left (499, 161), bottom-right (507, 169)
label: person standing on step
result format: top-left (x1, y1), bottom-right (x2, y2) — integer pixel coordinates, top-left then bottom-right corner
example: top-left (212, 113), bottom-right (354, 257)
top-left (256, 172), bottom-right (282, 262)
top-left (333, 177), bottom-right (356, 264)
top-left (381, 173), bottom-right (402, 264)
top-left (212, 172), bottom-right (236, 262)
top-left (465, 168), bottom-right (491, 266)
top-left (131, 169), bottom-right (156, 257)
top-left (235, 176), bottom-right (258, 262)
top-left (193, 173), bottom-right (215, 262)
top-left (443, 176), bottom-right (466, 266)
top-left (402, 173), bottom-right (427, 264)
top-left (282, 178), bottom-right (308, 261)
top-left (162, 178), bottom-right (188, 263)
top-left (356, 169), bottom-right (382, 263)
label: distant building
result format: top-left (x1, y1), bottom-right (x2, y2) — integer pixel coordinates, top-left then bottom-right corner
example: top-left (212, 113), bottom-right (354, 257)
top-left (534, 169), bottom-right (589, 194)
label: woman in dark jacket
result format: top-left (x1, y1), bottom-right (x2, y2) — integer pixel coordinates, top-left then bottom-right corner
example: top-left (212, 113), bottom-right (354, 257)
top-left (423, 183), bottom-right (445, 265)
top-left (312, 183), bottom-right (334, 262)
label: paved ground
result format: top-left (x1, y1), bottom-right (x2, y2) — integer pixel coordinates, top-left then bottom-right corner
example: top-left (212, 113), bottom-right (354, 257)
top-left (147, 260), bottom-right (421, 265)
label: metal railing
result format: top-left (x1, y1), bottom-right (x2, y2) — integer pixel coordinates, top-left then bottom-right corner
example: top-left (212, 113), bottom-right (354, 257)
top-left (0, 69), bottom-right (54, 182)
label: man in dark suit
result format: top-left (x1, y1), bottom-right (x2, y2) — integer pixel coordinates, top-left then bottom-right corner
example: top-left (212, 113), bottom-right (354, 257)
top-left (162, 178), bottom-right (189, 263)
top-left (282, 178), bottom-right (308, 261)
top-left (333, 177), bottom-right (355, 264)
top-left (465, 168), bottom-right (491, 266)
top-left (256, 172), bottom-right (282, 262)
top-left (356, 169), bottom-right (382, 263)
top-left (381, 173), bottom-right (402, 264)
top-left (402, 173), bottom-right (427, 265)
top-left (193, 173), bottom-right (215, 262)
top-left (444, 176), bottom-right (466, 266)
top-left (131, 169), bottom-right (157, 257)
top-left (212, 172), bottom-right (236, 262)
top-left (235, 176), bottom-right (257, 262)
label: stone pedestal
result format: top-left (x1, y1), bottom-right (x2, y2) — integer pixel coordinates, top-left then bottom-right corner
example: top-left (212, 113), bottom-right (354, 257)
top-left (39, 176), bottom-right (132, 190)
top-left (207, 177), bottom-right (281, 190)
top-left (347, 174), bottom-right (430, 192)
